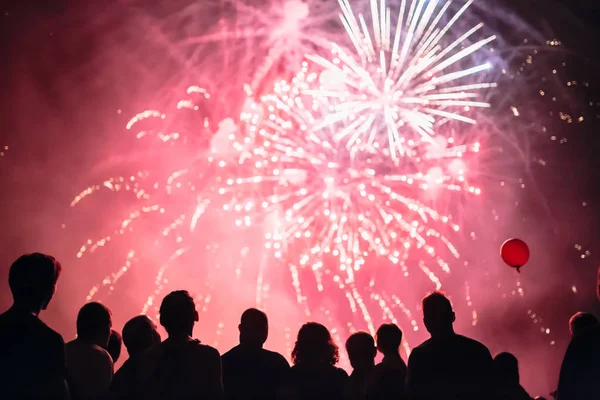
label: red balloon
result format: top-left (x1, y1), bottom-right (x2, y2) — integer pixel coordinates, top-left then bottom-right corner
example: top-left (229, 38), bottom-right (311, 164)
top-left (501, 238), bottom-right (530, 271)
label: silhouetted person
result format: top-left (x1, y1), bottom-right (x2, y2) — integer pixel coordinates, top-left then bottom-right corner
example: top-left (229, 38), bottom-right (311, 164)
top-left (137, 290), bottom-right (224, 400)
top-left (370, 323), bottom-right (407, 400)
top-left (66, 302), bottom-right (114, 400)
top-left (557, 266), bottom-right (600, 399)
top-left (221, 308), bottom-right (290, 400)
top-left (0, 253), bottom-right (69, 399)
top-left (406, 291), bottom-right (494, 400)
top-left (110, 315), bottom-right (161, 400)
top-left (344, 332), bottom-right (376, 400)
top-left (106, 329), bottom-right (123, 363)
top-left (493, 352), bottom-right (532, 400)
top-left (286, 322), bottom-right (348, 400)
top-left (568, 311), bottom-right (598, 338)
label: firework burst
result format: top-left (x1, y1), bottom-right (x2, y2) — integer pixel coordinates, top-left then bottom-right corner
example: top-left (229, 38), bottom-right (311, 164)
top-left (305, 0), bottom-right (496, 158)
top-left (217, 59), bottom-right (484, 332)
top-left (68, 0), bottom-right (562, 360)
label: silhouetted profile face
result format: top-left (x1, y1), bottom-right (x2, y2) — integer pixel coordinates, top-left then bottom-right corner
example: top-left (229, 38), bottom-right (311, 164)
top-left (569, 312), bottom-right (599, 337)
top-left (346, 331), bottom-right (376, 370)
top-left (8, 253), bottom-right (62, 313)
top-left (239, 308), bottom-right (268, 346)
top-left (159, 290), bottom-right (199, 337)
top-left (376, 323), bottom-right (403, 356)
top-left (422, 291), bottom-right (455, 336)
top-left (292, 322), bottom-right (339, 366)
top-left (493, 352), bottom-right (520, 384)
top-left (77, 302), bottom-right (113, 347)
top-left (122, 315), bottom-right (161, 357)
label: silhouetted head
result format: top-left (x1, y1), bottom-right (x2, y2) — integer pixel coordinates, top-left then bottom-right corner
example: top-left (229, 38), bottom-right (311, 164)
top-left (159, 290), bottom-right (198, 337)
top-left (239, 308), bottom-right (268, 347)
top-left (534, 397), bottom-right (547, 400)
top-left (569, 312), bottom-right (599, 337)
top-left (106, 329), bottom-right (122, 363)
top-left (77, 302), bottom-right (113, 348)
top-left (493, 352), bottom-right (520, 384)
top-left (422, 291), bottom-right (455, 337)
top-left (346, 331), bottom-right (376, 371)
top-left (292, 322), bottom-right (339, 366)
top-left (8, 253), bottom-right (62, 314)
top-left (375, 323), bottom-right (403, 357)
top-left (122, 315), bottom-right (161, 357)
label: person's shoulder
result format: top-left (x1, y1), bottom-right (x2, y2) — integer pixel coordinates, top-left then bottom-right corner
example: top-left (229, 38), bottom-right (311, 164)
top-left (0, 309), bottom-right (10, 326)
top-left (95, 343), bottom-right (113, 356)
top-left (191, 341), bottom-right (221, 359)
top-left (263, 348), bottom-right (289, 364)
top-left (575, 324), bottom-right (600, 342)
top-left (333, 365), bottom-right (349, 378)
top-left (568, 325), bottom-right (600, 350)
top-left (222, 344), bottom-right (240, 360)
top-left (69, 341), bottom-right (112, 359)
top-left (411, 338), bottom-right (433, 354)
top-left (65, 338), bottom-right (79, 352)
top-left (115, 356), bottom-right (133, 374)
top-left (373, 362), bottom-right (386, 372)
top-left (65, 338), bottom-right (75, 350)
top-left (138, 342), bottom-right (163, 367)
top-left (91, 343), bottom-right (114, 364)
top-left (456, 334), bottom-right (490, 351)
top-left (35, 316), bottom-right (63, 339)
top-left (28, 316), bottom-right (65, 348)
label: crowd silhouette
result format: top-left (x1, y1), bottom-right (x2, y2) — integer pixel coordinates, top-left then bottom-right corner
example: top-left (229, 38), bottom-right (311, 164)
top-left (1, 252), bottom-right (599, 399)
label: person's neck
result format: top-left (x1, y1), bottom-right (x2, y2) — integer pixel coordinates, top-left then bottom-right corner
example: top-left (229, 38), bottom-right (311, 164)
top-left (353, 363), bottom-right (375, 373)
top-left (10, 303), bottom-right (41, 316)
top-left (430, 327), bottom-right (455, 339)
top-left (167, 333), bottom-right (192, 342)
top-left (239, 340), bottom-right (263, 349)
top-left (382, 352), bottom-right (401, 361)
top-left (129, 348), bottom-right (148, 358)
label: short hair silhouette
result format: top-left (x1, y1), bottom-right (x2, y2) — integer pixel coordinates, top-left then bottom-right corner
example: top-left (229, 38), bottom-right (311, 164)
top-left (122, 315), bottom-right (161, 357)
top-left (376, 323), bottom-right (402, 355)
top-left (493, 352), bottom-right (520, 383)
top-left (569, 312), bottom-right (599, 337)
top-left (239, 308), bottom-right (268, 345)
top-left (346, 331), bottom-right (376, 367)
top-left (107, 329), bottom-right (122, 363)
top-left (76, 302), bottom-right (112, 344)
top-left (292, 322), bottom-right (339, 366)
top-left (8, 253), bottom-right (62, 310)
top-left (159, 290), bottom-right (198, 335)
top-left (422, 291), bottom-right (455, 335)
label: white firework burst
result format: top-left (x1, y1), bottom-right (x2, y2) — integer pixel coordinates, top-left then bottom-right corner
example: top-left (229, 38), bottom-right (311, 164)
top-left (306, 0), bottom-right (496, 158)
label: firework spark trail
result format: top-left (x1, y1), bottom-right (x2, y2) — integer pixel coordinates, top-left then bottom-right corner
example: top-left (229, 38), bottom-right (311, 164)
top-left (178, 0), bottom-right (343, 92)
top-left (71, 95), bottom-right (218, 304)
top-left (303, 0), bottom-right (496, 158)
